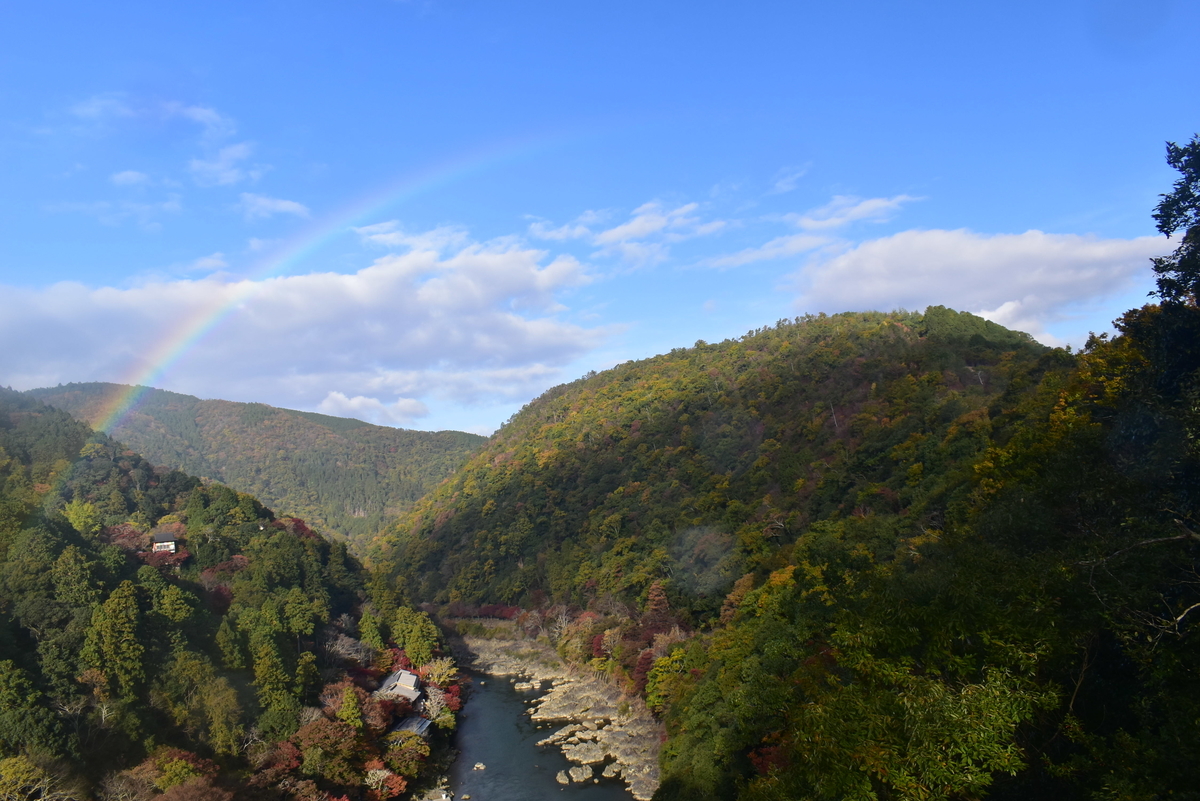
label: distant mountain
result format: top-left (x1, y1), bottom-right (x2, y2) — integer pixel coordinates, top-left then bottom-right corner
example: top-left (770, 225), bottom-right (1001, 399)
top-left (26, 382), bottom-right (486, 550)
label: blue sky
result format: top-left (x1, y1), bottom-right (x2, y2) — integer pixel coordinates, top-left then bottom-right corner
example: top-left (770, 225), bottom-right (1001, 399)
top-left (1, 0), bottom-right (1196, 433)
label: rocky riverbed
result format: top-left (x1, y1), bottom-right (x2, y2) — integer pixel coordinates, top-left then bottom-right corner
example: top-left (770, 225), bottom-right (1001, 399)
top-left (455, 636), bottom-right (662, 801)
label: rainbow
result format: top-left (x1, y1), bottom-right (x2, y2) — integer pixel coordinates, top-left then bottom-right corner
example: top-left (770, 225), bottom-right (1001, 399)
top-left (89, 129), bottom-right (576, 436)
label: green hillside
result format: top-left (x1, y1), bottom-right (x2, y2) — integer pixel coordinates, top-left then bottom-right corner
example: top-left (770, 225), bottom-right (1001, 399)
top-left (0, 388), bottom-right (460, 797)
top-left (375, 306), bottom-right (1049, 607)
top-left (25, 383), bottom-right (486, 551)
top-left (376, 301), bottom-right (1200, 801)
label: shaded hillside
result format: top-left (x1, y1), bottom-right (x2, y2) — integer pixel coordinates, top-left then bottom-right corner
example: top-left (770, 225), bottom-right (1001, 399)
top-left (26, 383), bottom-right (486, 550)
top-left (376, 306), bottom-right (1051, 608)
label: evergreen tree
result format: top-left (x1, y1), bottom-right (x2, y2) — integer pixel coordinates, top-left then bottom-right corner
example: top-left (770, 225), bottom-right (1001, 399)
top-left (83, 581), bottom-right (145, 700)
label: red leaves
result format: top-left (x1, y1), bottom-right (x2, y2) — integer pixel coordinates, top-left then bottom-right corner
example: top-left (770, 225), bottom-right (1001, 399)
top-left (273, 516), bottom-right (318, 539)
top-left (632, 649), bottom-right (656, 696)
top-left (140, 547), bottom-right (190, 568)
top-left (748, 744), bottom-right (790, 776)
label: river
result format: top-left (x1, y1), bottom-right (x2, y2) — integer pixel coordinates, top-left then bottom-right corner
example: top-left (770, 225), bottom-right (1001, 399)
top-left (447, 670), bottom-right (635, 801)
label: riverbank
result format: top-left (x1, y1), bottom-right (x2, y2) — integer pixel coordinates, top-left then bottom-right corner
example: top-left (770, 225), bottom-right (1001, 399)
top-left (452, 635), bottom-right (662, 801)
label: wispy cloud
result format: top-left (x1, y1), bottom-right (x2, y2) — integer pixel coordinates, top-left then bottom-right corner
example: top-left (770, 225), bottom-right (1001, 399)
top-left (787, 194), bottom-right (919, 230)
top-left (69, 93), bottom-right (136, 121)
top-left (191, 143), bottom-right (261, 186)
top-left (110, 170), bottom-right (150, 186)
top-left (769, 165), bottom-right (809, 194)
top-left (354, 222), bottom-right (470, 252)
top-left (526, 209), bottom-right (607, 241)
top-left (594, 202), bottom-right (703, 245)
top-left (69, 94), bottom-right (237, 141)
top-left (705, 233), bottom-right (831, 268)
top-left (162, 101), bottom-right (237, 140)
top-left (530, 202), bottom-right (726, 267)
top-left (186, 252), bottom-right (229, 273)
top-left (239, 193), bottom-right (310, 221)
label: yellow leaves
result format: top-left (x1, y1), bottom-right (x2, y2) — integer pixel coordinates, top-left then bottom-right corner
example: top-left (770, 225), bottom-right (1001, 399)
top-left (768, 564), bottom-right (797, 588)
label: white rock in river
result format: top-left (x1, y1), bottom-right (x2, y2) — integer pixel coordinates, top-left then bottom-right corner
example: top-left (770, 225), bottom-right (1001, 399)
top-left (556, 770), bottom-right (570, 785)
top-left (569, 764), bottom-right (594, 782)
top-left (473, 762), bottom-right (485, 770)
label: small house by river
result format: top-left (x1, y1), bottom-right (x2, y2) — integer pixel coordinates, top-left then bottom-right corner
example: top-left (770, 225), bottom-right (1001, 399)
top-left (375, 668), bottom-right (422, 703)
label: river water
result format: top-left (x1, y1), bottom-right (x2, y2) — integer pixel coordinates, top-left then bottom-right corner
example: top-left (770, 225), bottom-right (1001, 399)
top-left (447, 670), bottom-right (634, 801)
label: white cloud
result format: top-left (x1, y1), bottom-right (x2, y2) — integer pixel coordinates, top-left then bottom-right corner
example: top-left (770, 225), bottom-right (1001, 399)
top-left (239, 193), bottom-right (310, 221)
top-left (594, 202), bottom-right (701, 245)
top-left (706, 233), bottom-right (831, 268)
top-left (317, 391), bottom-right (429, 426)
top-left (190, 142), bottom-right (259, 186)
top-left (110, 170), bottom-right (150, 186)
top-left (796, 228), bottom-right (1166, 341)
top-left (0, 231), bottom-right (604, 424)
top-left (162, 102), bottom-right (237, 140)
top-left (787, 194), bottom-right (919, 230)
top-left (70, 93), bottom-right (135, 120)
top-left (69, 95), bottom-right (237, 141)
top-left (769, 165), bottom-right (809, 194)
top-left (528, 202), bottom-right (728, 267)
top-left (527, 209), bottom-right (610, 242)
top-left (186, 253), bottom-right (229, 273)
top-left (354, 222), bottom-right (470, 252)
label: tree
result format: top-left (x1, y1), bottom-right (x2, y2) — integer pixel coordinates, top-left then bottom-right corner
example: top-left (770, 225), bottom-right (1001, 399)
top-left (391, 608), bottom-right (438, 667)
top-left (1152, 134), bottom-right (1200, 303)
top-left (335, 686), bottom-right (363, 729)
top-left (0, 755), bottom-right (77, 800)
top-left (62, 499), bottom-right (101, 539)
top-left (83, 581), bottom-right (144, 700)
top-left (0, 661), bottom-right (62, 757)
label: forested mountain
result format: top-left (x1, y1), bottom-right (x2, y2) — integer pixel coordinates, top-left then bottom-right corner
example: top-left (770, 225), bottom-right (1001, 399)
top-left (377, 299), bottom-right (1200, 800)
top-left (376, 305), bottom-right (1048, 606)
top-left (25, 384), bottom-right (485, 550)
top-left (0, 388), bottom-right (462, 799)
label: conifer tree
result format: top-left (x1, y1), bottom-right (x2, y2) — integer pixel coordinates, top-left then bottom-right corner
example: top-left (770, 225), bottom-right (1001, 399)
top-left (83, 581), bottom-right (145, 700)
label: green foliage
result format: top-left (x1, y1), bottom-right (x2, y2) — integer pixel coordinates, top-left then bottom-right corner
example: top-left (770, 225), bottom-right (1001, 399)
top-left (26, 382), bottom-right (486, 550)
top-left (378, 309), bottom-right (1052, 612)
top-left (0, 660), bottom-right (64, 757)
top-left (336, 685), bottom-right (363, 728)
top-left (83, 581), bottom-right (145, 700)
top-left (359, 607), bottom-right (385, 650)
top-left (62, 498), bottom-right (100, 538)
top-left (0, 390), bottom-right (394, 794)
top-left (0, 754), bottom-right (75, 800)
top-left (383, 729), bottom-right (430, 776)
top-left (391, 607), bottom-right (439, 666)
top-left (1152, 134), bottom-right (1200, 303)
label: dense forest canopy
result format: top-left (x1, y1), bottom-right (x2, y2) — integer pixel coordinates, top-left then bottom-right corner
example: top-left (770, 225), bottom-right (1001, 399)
top-left (374, 305), bottom-right (1053, 610)
top-left (25, 383), bottom-right (485, 551)
top-left (0, 388), bottom-right (462, 799)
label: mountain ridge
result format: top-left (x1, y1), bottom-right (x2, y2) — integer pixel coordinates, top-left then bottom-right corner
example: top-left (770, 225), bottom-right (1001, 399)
top-left (25, 382), bottom-right (486, 550)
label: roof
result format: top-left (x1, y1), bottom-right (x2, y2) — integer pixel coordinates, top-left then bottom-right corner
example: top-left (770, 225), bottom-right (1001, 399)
top-left (392, 716), bottom-right (432, 738)
top-left (152, 531), bottom-right (178, 543)
top-left (375, 669), bottom-right (422, 702)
